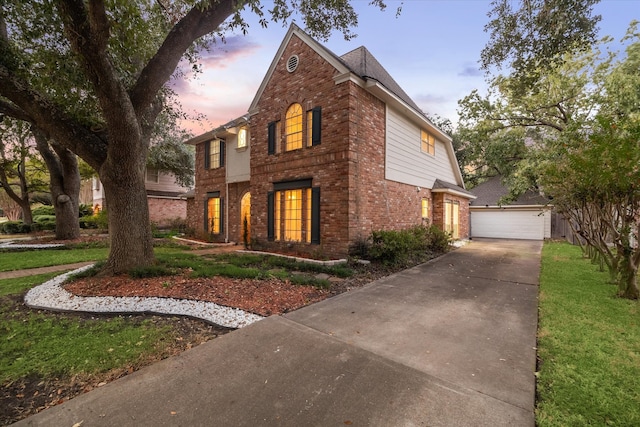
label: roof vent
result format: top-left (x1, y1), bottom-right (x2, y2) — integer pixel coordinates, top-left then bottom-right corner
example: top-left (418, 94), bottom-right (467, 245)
top-left (286, 55), bottom-right (299, 73)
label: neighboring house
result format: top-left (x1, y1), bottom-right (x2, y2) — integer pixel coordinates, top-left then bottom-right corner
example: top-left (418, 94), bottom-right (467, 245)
top-left (92, 168), bottom-right (191, 227)
top-left (186, 24), bottom-right (474, 258)
top-left (469, 176), bottom-right (551, 240)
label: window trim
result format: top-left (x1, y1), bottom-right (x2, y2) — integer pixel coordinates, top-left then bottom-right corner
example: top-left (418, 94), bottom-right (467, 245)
top-left (206, 139), bottom-right (225, 169)
top-left (145, 168), bottom-right (160, 183)
top-left (204, 191), bottom-right (224, 235)
top-left (268, 180), bottom-right (320, 244)
top-left (444, 199), bottom-right (460, 239)
top-left (421, 198), bottom-right (430, 220)
top-left (421, 129), bottom-right (436, 156)
top-left (237, 128), bottom-right (248, 149)
top-left (284, 103), bottom-right (303, 151)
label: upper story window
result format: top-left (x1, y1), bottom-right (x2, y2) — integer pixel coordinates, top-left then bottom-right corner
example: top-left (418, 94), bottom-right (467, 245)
top-left (285, 103), bottom-right (303, 151)
top-left (237, 128), bottom-right (247, 149)
top-left (145, 168), bottom-right (159, 183)
top-left (204, 139), bottom-right (225, 169)
top-left (421, 130), bottom-right (436, 156)
top-left (269, 106), bottom-right (321, 155)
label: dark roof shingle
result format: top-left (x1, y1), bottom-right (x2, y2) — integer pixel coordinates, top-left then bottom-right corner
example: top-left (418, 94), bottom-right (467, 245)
top-left (470, 176), bottom-right (549, 206)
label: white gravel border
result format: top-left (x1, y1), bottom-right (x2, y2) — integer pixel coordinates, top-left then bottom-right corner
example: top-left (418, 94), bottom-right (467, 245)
top-left (24, 265), bottom-right (264, 329)
top-left (0, 241), bottom-right (65, 249)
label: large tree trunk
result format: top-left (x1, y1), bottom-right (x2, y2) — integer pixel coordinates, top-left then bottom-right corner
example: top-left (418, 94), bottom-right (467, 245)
top-left (99, 139), bottom-right (155, 274)
top-left (51, 152), bottom-right (81, 240)
top-left (33, 129), bottom-right (81, 240)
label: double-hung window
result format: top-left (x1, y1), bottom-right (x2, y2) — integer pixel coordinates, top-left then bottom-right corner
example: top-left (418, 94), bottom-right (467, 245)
top-left (421, 130), bottom-right (436, 156)
top-left (204, 139), bottom-right (225, 169)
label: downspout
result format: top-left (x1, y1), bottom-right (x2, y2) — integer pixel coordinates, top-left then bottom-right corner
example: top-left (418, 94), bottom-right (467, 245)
top-left (225, 142), bottom-right (229, 244)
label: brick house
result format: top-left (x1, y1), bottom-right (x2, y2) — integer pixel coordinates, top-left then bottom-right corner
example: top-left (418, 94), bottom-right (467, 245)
top-left (186, 24), bottom-right (474, 258)
top-left (92, 168), bottom-right (190, 227)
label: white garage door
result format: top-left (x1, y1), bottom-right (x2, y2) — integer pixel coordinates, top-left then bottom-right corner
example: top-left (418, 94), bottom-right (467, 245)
top-left (471, 209), bottom-right (547, 240)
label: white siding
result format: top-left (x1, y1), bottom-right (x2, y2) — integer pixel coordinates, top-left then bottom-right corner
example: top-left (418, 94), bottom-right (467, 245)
top-left (471, 208), bottom-right (551, 240)
top-left (226, 133), bottom-right (251, 184)
top-left (145, 171), bottom-right (190, 193)
top-left (385, 106), bottom-right (458, 188)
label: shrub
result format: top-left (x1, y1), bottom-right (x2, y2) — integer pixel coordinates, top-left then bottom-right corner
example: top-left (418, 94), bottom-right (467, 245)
top-left (167, 217), bottom-right (187, 233)
top-left (94, 209), bottom-right (109, 229)
top-left (1, 221), bottom-right (31, 234)
top-left (32, 205), bottom-right (55, 216)
top-left (426, 225), bottom-right (452, 253)
top-left (79, 215), bottom-right (99, 229)
top-left (361, 225), bottom-right (451, 265)
top-left (33, 215), bottom-right (56, 231)
top-left (78, 204), bottom-right (94, 217)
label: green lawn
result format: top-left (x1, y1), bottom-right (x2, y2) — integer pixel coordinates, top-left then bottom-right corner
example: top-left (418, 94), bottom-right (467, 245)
top-left (0, 247), bottom-right (108, 272)
top-left (0, 272), bottom-right (63, 296)
top-left (536, 241), bottom-right (640, 426)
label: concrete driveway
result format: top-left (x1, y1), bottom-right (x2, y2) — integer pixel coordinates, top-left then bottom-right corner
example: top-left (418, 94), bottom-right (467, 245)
top-left (14, 238), bottom-right (542, 427)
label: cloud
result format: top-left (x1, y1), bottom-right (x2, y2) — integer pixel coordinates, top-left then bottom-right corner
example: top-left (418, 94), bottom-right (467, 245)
top-left (413, 93), bottom-right (448, 104)
top-left (199, 35), bottom-right (261, 69)
top-left (458, 64), bottom-right (482, 77)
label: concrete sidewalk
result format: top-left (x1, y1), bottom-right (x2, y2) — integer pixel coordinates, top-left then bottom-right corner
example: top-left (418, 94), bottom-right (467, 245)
top-left (14, 238), bottom-right (541, 426)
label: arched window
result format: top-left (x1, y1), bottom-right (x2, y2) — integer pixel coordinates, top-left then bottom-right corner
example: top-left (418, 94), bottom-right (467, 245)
top-left (285, 103), bottom-right (303, 151)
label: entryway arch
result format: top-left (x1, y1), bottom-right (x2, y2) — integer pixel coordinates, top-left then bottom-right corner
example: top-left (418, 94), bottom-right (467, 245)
top-left (240, 192), bottom-right (251, 245)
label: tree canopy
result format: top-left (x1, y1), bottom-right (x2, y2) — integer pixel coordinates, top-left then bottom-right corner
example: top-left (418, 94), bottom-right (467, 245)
top-left (0, 0), bottom-right (389, 273)
top-left (481, 0), bottom-right (602, 93)
top-left (460, 17), bottom-right (640, 298)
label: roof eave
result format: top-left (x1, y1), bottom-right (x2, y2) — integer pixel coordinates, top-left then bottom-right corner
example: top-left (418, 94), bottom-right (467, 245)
top-left (184, 116), bottom-right (249, 145)
top-left (432, 187), bottom-right (477, 200)
top-left (470, 204), bottom-right (553, 209)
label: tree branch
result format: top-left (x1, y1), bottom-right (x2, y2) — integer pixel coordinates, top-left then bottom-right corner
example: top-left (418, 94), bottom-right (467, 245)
top-left (56, 0), bottom-right (139, 140)
top-left (0, 99), bottom-right (32, 122)
top-left (0, 64), bottom-right (107, 170)
top-left (129, 0), bottom-right (241, 121)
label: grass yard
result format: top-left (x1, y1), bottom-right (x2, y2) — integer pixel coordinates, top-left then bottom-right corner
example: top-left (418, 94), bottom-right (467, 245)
top-left (0, 247), bottom-right (108, 272)
top-left (0, 270), bottom-right (227, 425)
top-left (536, 241), bottom-right (640, 426)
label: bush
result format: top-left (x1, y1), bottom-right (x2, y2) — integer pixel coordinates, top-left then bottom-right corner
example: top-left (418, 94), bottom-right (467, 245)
top-left (79, 215), bottom-right (99, 229)
top-left (78, 204), bottom-right (94, 217)
top-left (80, 210), bottom-right (108, 230)
top-left (357, 225), bottom-right (451, 265)
top-left (33, 215), bottom-right (56, 231)
top-left (426, 225), bottom-right (452, 253)
top-left (32, 205), bottom-right (55, 216)
top-left (1, 221), bottom-right (31, 234)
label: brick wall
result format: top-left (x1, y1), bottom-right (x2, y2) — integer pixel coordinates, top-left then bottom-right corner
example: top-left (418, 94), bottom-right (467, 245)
top-left (432, 192), bottom-right (470, 239)
top-left (249, 33), bottom-right (458, 258)
top-left (191, 142), bottom-right (228, 241)
top-left (148, 197), bottom-right (186, 227)
top-left (250, 34), bottom-right (353, 258)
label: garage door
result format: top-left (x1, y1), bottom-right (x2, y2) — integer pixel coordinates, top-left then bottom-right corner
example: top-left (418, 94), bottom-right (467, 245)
top-left (471, 209), bottom-right (547, 240)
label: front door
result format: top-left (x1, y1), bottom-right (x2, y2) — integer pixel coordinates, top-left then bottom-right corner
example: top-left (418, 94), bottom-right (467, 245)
top-left (240, 192), bottom-right (251, 246)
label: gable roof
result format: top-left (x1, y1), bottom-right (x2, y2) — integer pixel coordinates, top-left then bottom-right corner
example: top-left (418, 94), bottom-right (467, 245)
top-left (470, 176), bottom-right (550, 207)
top-left (246, 24), bottom-right (466, 188)
top-left (249, 24), bottom-right (432, 132)
top-left (339, 46), bottom-right (422, 113)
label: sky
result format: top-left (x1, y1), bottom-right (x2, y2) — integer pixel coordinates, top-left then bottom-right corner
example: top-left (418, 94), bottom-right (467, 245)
top-left (174, 0), bottom-right (639, 135)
